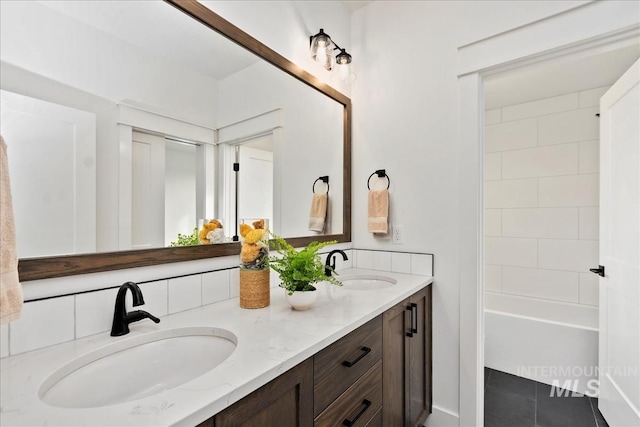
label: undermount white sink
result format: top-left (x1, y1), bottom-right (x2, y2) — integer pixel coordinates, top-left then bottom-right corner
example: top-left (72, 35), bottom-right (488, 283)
top-left (39, 327), bottom-right (237, 408)
top-left (338, 274), bottom-right (397, 290)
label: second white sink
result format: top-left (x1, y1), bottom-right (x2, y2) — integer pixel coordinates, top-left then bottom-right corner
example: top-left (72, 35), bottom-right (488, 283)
top-left (39, 327), bottom-right (237, 409)
top-left (339, 274), bottom-right (397, 290)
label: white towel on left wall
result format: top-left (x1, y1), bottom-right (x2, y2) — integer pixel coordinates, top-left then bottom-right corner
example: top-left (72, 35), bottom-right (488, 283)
top-left (0, 136), bottom-right (23, 323)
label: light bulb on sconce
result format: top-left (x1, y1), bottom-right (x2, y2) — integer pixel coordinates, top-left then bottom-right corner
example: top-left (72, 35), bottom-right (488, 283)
top-left (309, 28), bottom-right (355, 83)
top-left (315, 46), bottom-right (334, 71)
top-left (332, 48), bottom-right (356, 84)
top-left (309, 29), bottom-right (332, 68)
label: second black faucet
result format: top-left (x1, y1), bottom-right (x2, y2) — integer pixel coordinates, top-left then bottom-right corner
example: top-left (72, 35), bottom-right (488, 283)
top-left (324, 249), bottom-right (348, 277)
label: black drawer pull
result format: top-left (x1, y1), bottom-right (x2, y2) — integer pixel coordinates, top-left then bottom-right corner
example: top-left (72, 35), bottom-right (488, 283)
top-left (406, 305), bottom-right (414, 337)
top-left (411, 303), bottom-right (418, 334)
top-left (343, 399), bottom-right (371, 426)
top-left (342, 346), bottom-right (371, 367)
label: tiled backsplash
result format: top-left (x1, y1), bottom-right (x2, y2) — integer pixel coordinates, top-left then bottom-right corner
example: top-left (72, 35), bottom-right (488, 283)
top-left (0, 248), bottom-right (433, 358)
top-left (350, 249), bottom-right (434, 276)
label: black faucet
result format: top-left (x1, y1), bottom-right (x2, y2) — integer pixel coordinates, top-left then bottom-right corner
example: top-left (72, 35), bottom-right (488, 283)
top-left (110, 282), bottom-right (160, 336)
top-left (324, 249), bottom-right (348, 277)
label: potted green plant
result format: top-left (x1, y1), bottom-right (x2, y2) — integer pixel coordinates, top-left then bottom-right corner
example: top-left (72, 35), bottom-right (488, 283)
top-left (269, 232), bottom-right (342, 310)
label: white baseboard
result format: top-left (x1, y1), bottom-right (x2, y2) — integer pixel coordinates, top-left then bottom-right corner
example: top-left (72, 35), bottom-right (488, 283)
top-left (424, 405), bottom-right (460, 427)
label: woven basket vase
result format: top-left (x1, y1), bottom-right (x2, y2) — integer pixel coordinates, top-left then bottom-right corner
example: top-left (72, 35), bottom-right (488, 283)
top-left (239, 268), bottom-right (270, 309)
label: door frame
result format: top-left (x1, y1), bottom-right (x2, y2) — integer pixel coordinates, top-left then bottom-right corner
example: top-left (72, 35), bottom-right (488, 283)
top-left (457, 2), bottom-right (640, 425)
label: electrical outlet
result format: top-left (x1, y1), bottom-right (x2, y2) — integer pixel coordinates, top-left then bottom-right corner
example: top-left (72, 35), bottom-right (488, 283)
top-left (392, 225), bottom-right (403, 244)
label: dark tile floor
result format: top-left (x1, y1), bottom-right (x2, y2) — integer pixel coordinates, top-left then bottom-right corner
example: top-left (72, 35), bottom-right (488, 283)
top-left (485, 368), bottom-right (609, 427)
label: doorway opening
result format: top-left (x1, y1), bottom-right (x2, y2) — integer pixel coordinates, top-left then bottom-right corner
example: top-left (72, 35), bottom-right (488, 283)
top-left (481, 42), bottom-right (638, 427)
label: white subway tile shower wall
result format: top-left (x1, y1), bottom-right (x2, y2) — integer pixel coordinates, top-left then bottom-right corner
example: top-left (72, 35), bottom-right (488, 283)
top-left (6, 246), bottom-right (433, 358)
top-left (484, 86), bottom-right (605, 312)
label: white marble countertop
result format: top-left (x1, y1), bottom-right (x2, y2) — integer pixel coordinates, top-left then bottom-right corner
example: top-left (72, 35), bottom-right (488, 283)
top-left (0, 268), bottom-right (432, 426)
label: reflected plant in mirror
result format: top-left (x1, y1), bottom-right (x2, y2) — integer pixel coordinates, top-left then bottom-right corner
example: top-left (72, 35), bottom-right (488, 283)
top-left (0, 0), bottom-right (350, 280)
top-left (169, 228), bottom-right (199, 247)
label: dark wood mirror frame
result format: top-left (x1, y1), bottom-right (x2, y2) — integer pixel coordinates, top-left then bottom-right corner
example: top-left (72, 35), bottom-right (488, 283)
top-left (17, 0), bottom-right (351, 282)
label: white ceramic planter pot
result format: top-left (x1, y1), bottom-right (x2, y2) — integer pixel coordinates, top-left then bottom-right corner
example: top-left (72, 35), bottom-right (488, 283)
top-left (285, 290), bottom-right (317, 311)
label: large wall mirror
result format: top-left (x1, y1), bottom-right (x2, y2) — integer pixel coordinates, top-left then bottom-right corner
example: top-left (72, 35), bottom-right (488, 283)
top-left (0, 0), bottom-right (351, 281)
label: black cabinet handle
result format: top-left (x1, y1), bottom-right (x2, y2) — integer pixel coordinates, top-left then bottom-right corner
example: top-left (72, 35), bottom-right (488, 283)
top-left (406, 306), bottom-right (414, 337)
top-left (342, 346), bottom-right (371, 367)
top-left (342, 399), bottom-right (371, 426)
top-left (590, 265), bottom-right (605, 277)
top-left (411, 303), bottom-right (418, 334)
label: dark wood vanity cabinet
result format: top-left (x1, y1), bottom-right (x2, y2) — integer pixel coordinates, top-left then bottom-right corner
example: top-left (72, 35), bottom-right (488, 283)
top-left (199, 286), bottom-right (431, 427)
top-left (382, 286), bottom-right (432, 427)
top-left (313, 316), bottom-right (383, 426)
top-left (213, 358), bottom-right (314, 427)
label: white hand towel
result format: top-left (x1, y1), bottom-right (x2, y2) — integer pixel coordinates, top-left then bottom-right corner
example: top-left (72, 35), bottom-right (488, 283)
top-left (368, 189), bottom-right (389, 234)
top-left (0, 136), bottom-right (23, 323)
top-left (308, 193), bottom-right (328, 232)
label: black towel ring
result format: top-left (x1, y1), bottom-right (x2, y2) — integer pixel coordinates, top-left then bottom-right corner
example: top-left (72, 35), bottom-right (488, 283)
top-left (313, 176), bottom-right (329, 194)
top-left (367, 169), bottom-right (390, 190)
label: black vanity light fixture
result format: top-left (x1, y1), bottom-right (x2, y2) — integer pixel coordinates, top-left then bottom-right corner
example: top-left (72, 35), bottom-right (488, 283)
top-left (309, 28), bottom-right (355, 83)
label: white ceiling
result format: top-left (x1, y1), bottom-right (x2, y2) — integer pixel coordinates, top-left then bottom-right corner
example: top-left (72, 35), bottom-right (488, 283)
top-left (485, 43), bottom-right (640, 109)
top-left (342, 1), bottom-right (372, 13)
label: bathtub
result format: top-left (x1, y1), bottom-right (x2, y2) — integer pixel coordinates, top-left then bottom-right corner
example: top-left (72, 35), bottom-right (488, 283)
top-left (484, 292), bottom-right (599, 395)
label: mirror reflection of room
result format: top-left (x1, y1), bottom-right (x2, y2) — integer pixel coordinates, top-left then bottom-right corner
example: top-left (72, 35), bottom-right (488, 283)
top-left (0, 0), bottom-right (344, 259)
top-left (236, 136), bottom-right (274, 240)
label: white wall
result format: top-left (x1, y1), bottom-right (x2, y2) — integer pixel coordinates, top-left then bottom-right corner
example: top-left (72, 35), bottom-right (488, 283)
top-left (484, 87), bottom-right (606, 310)
top-left (348, 1), bottom-right (616, 423)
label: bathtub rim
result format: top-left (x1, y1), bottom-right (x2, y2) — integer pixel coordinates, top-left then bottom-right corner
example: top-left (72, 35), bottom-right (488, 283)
top-left (484, 291), bottom-right (599, 331)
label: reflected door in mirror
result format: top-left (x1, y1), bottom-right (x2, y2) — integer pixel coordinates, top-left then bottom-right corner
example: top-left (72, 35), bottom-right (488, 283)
top-left (237, 137), bottom-right (273, 238)
top-left (0, 90), bottom-right (96, 258)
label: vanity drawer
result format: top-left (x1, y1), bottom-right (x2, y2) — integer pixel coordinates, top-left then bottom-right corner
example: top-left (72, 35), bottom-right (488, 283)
top-left (313, 316), bottom-right (382, 416)
top-left (364, 408), bottom-right (382, 427)
top-left (314, 360), bottom-right (383, 427)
